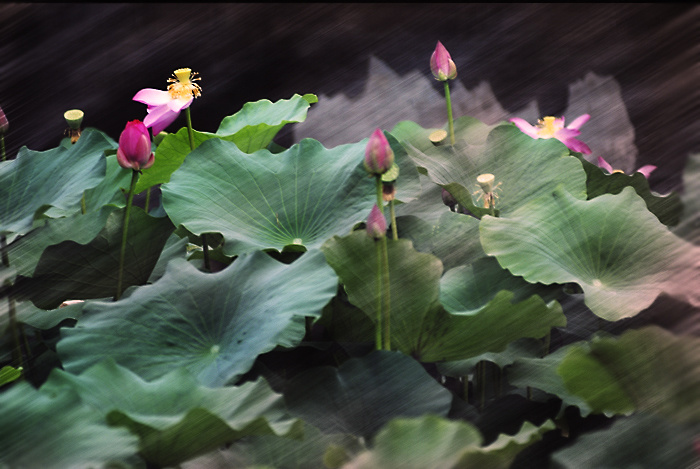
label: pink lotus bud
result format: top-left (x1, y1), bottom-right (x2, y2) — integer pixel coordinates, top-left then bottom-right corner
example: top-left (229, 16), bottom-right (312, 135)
top-left (364, 128), bottom-right (394, 176)
top-left (116, 120), bottom-right (155, 171)
top-left (0, 106), bottom-right (8, 134)
top-left (430, 41), bottom-right (457, 81)
top-left (366, 204), bottom-right (387, 240)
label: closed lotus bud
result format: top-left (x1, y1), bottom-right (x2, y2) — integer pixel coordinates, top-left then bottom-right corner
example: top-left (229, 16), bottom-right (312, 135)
top-left (366, 204), bottom-right (387, 240)
top-left (364, 128), bottom-right (394, 176)
top-left (116, 120), bottom-right (155, 171)
top-left (0, 106), bottom-right (8, 134)
top-left (430, 41), bottom-right (457, 81)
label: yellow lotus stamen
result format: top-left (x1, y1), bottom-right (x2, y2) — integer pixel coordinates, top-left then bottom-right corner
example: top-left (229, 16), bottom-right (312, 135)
top-left (536, 116), bottom-right (558, 138)
top-left (167, 67), bottom-right (202, 100)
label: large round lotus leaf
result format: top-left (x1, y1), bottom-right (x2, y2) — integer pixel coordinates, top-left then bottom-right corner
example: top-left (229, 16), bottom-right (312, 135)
top-left (390, 120), bottom-right (587, 217)
top-left (284, 350), bottom-right (453, 439)
top-left (0, 128), bottom-right (113, 237)
top-left (0, 381), bottom-right (137, 468)
top-left (42, 359), bottom-right (302, 468)
top-left (16, 206), bottom-right (174, 309)
top-left (480, 185), bottom-right (700, 320)
top-left (343, 415), bottom-right (555, 469)
top-left (321, 232), bottom-right (443, 354)
top-left (576, 154), bottom-right (681, 227)
top-left (321, 232), bottom-right (564, 362)
top-left (551, 413), bottom-right (699, 469)
top-left (57, 250), bottom-right (338, 386)
top-left (134, 93), bottom-right (318, 193)
top-left (161, 137), bottom-right (380, 256)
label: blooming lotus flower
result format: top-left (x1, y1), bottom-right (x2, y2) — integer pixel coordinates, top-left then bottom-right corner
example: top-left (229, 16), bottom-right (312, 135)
top-left (117, 120), bottom-right (154, 170)
top-left (364, 128), bottom-right (394, 176)
top-left (430, 41), bottom-right (457, 81)
top-left (366, 204), bottom-right (387, 240)
top-left (597, 156), bottom-right (656, 179)
top-left (133, 68), bottom-right (202, 136)
top-left (509, 114), bottom-right (592, 154)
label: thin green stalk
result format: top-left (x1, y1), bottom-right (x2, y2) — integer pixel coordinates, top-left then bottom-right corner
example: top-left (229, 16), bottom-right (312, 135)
top-left (375, 176), bottom-right (384, 214)
top-left (380, 235), bottom-right (391, 350)
top-left (185, 107), bottom-right (211, 272)
top-left (443, 81), bottom-right (455, 145)
top-left (389, 199), bottom-right (398, 240)
top-left (375, 241), bottom-right (383, 350)
top-left (115, 169), bottom-right (139, 301)
top-left (145, 187), bottom-right (151, 213)
top-left (1, 134), bottom-right (6, 161)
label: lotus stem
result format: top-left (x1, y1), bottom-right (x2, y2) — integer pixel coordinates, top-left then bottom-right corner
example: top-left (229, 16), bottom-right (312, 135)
top-left (185, 107), bottom-right (211, 272)
top-left (443, 81), bottom-right (455, 145)
top-left (375, 176), bottom-right (384, 214)
top-left (375, 241), bottom-right (383, 350)
top-left (389, 199), bottom-right (398, 240)
top-left (380, 235), bottom-right (391, 350)
top-left (115, 169), bottom-right (139, 301)
top-left (1, 134), bottom-right (5, 161)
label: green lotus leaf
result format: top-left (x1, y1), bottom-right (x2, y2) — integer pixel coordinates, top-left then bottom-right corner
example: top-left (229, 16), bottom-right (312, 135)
top-left (551, 413), bottom-right (699, 469)
top-left (82, 153), bottom-right (131, 210)
top-left (216, 93), bottom-right (318, 152)
top-left (0, 128), bottom-right (114, 237)
top-left (559, 326), bottom-right (700, 423)
top-left (42, 359), bottom-right (303, 468)
top-left (16, 206), bottom-right (174, 309)
top-left (507, 343), bottom-right (595, 417)
top-left (57, 250), bottom-right (338, 386)
top-left (480, 185), bottom-right (700, 320)
top-left (134, 94), bottom-right (317, 193)
top-left (575, 153), bottom-right (682, 226)
top-left (0, 382), bottom-right (137, 468)
top-left (161, 137), bottom-right (378, 256)
top-left (437, 338), bottom-right (543, 378)
top-left (417, 290), bottom-right (565, 363)
top-left (390, 120), bottom-right (587, 218)
top-left (7, 205), bottom-right (116, 278)
top-left (0, 365), bottom-right (22, 386)
top-left (284, 350), bottom-right (453, 439)
top-left (321, 232), bottom-right (443, 354)
top-left (221, 423), bottom-right (364, 469)
top-left (321, 232), bottom-right (564, 362)
top-left (343, 415), bottom-right (555, 469)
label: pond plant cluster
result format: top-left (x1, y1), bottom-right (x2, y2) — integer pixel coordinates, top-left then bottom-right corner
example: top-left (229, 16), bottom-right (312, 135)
top-left (1, 42), bottom-right (699, 469)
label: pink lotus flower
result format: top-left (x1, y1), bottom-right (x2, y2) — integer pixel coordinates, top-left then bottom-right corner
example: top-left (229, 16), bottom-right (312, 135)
top-left (364, 128), bottom-right (395, 176)
top-left (509, 114), bottom-right (592, 154)
top-left (116, 120), bottom-right (154, 170)
top-left (597, 156), bottom-right (656, 179)
top-left (133, 68), bottom-right (201, 136)
top-left (366, 204), bottom-right (387, 240)
top-left (430, 41), bottom-right (457, 81)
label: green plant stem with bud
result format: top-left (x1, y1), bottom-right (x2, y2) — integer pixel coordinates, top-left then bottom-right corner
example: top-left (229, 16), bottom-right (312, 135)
top-left (375, 176), bottom-right (384, 214)
top-left (375, 241), bottom-right (383, 350)
top-left (185, 107), bottom-right (211, 272)
top-left (443, 81), bottom-right (455, 145)
top-left (380, 235), bottom-right (391, 350)
top-left (115, 169), bottom-right (139, 301)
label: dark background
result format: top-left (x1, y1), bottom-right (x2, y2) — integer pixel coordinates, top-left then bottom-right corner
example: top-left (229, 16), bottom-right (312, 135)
top-left (0, 3), bottom-right (697, 194)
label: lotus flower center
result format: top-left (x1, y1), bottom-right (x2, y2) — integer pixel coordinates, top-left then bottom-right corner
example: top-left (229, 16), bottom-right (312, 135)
top-left (168, 68), bottom-right (202, 100)
top-left (536, 116), bottom-right (560, 139)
